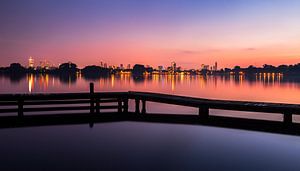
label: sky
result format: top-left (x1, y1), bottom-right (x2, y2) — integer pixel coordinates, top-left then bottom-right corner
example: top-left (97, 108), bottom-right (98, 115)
top-left (0, 0), bottom-right (300, 69)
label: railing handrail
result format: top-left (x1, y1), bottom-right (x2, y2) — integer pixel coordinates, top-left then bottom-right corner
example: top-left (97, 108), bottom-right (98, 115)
top-left (1, 91), bottom-right (300, 113)
top-left (129, 91), bottom-right (300, 114)
top-left (0, 92), bottom-right (128, 100)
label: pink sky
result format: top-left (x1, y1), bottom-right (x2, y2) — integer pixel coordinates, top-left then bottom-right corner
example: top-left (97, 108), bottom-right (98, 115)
top-left (1, 0), bottom-right (300, 69)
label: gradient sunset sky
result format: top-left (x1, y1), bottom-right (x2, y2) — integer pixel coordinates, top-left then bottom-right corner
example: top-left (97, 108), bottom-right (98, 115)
top-left (1, 0), bottom-right (300, 69)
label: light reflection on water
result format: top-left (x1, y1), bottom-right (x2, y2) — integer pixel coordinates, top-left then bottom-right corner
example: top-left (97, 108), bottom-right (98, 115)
top-left (2, 73), bottom-right (300, 120)
top-left (1, 73), bottom-right (300, 103)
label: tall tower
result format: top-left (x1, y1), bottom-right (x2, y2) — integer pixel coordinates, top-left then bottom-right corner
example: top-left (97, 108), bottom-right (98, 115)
top-left (171, 62), bottom-right (176, 73)
top-left (28, 56), bottom-right (34, 68)
top-left (214, 62), bottom-right (218, 71)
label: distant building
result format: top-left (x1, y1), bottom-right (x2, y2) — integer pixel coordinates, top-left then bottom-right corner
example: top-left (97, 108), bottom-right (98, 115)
top-left (28, 56), bottom-right (34, 68)
top-left (45, 61), bottom-right (50, 69)
top-left (171, 62), bottom-right (176, 72)
top-left (158, 66), bottom-right (164, 71)
top-left (213, 62), bottom-right (218, 71)
top-left (120, 64), bottom-right (124, 70)
top-left (127, 64), bottom-right (131, 69)
top-left (168, 62), bottom-right (177, 74)
top-left (201, 64), bottom-right (209, 70)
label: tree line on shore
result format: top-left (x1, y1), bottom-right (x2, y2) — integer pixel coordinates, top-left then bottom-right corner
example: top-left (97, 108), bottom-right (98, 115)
top-left (1, 62), bottom-right (300, 77)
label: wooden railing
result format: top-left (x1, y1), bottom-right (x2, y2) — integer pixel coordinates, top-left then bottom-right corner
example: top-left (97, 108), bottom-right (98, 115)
top-left (130, 91), bottom-right (300, 124)
top-left (0, 83), bottom-right (300, 125)
top-left (0, 83), bottom-right (128, 116)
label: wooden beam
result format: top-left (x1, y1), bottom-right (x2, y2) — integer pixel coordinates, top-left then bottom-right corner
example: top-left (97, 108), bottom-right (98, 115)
top-left (96, 98), bottom-right (100, 114)
top-left (123, 98), bottom-right (128, 113)
top-left (18, 98), bottom-right (24, 117)
top-left (135, 99), bottom-right (140, 114)
top-left (283, 112), bottom-right (292, 124)
top-left (118, 99), bottom-right (122, 113)
top-left (142, 100), bottom-right (146, 114)
top-left (90, 83), bottom-right (95, 114)
top-left (199, 107), bottom-right (209, 119)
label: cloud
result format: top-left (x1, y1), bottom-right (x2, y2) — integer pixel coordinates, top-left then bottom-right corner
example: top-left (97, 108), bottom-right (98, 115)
top-left (179, 50), bottom-right (200, 54)
top-left (244, 48), bottom-right (257, 51)
top-left (177, 48), bottom-right (221, 55)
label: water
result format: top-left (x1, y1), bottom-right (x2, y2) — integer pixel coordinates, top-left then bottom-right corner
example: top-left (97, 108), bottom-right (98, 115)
top-left (1, 73), bottom-right (299, 103)
top-left (1, 73), bottom-right (300, 119)
top-left (0, 122), bottom-right (300, 171)
top-left (1, 74), bottom-right (300, 170)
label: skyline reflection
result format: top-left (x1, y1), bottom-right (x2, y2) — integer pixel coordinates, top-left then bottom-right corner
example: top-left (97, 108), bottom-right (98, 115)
top-left (1, 73), bottom-right (300, 104)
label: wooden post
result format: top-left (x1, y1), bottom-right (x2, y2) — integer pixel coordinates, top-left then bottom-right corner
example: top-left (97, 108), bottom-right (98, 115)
top-left (18, 98), bottom-right (24, 117)
top-left (96, 98), bottom-right (100, 114)
top-left (90, 83), bottom-right (94, 114)
top-left (123, 98), bottom-right (129, 113)
top-left (135, 99), bottom-right (140, 114)
top-left (283, 112), bottom-right (292, 124)
top-left (199, 106), bottom-right (209, 119)
top-left (141, 100), bottom-right (146, 114)
top-left (118, 99), bottom-right (122, 113)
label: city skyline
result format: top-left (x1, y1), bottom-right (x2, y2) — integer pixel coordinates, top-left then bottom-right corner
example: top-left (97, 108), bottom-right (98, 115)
top-left (3, 55), bottom-right (300, 71)
top-left (0, 0), bottom-right (300, 68)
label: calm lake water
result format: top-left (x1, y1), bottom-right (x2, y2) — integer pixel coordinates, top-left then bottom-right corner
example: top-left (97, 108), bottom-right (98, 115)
top-left (1, 74), bottom-right (300, 170)
top-left (2, 73), bottom-right (300, 103)
top-left (2, 73), bottom-right (300, 120)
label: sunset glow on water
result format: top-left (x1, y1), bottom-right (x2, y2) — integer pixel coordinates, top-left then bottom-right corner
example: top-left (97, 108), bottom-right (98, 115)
top-left (2, 73), bottom-right (300, 104)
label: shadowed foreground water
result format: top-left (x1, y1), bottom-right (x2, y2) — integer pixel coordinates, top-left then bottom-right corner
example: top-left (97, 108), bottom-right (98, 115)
top-left (0, 122), bottom-right (300, 171)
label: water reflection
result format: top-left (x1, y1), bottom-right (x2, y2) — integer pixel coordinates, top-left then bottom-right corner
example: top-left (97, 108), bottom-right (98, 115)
top-left (2, 73), bottom-right (300, 103)
top-left (28, 74), bottom-right (34, 93)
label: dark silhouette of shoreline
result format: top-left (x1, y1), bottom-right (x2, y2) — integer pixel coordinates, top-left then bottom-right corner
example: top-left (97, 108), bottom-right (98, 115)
top-left (2, 62), bottom-right (300, 84)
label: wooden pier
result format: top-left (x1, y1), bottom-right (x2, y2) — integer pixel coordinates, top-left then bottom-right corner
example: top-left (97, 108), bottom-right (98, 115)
top-left (1, 83), bottom-right (300, 135)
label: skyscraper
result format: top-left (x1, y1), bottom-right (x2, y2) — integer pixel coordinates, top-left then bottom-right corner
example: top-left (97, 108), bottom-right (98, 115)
top-left (171, 62), bottom-right (176, 74)
top-left (214, 62), bottom-right (218, 71)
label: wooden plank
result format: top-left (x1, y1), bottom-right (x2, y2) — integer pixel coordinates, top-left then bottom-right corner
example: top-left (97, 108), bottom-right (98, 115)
top-left (24, 100), bottom-right (90, 105)
top-left (24, 106), bottom-right (90, 112)
top-left (100, 105), bottom-right (119, 109)
top-left (0, 92), bottom-right (128, 101)
top-left (0, 108), bottom-right (18, 113)
top-left (0, 101), bottom-right (17, 106)
top-left (100, 99), bottom-right (118, 103)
